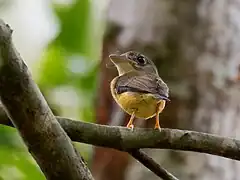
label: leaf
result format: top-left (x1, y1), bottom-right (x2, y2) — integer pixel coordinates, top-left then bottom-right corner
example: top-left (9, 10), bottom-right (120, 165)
top-left (54, 0), bottom-right (91, 54)
top-left (37, 45), bottom-right (68, 88)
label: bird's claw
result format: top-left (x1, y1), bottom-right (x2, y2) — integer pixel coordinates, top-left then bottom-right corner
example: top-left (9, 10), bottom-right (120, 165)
top-left (154, 126), bottom-right (161, 132)
top-left (127, 124), bottom-right (134, 131)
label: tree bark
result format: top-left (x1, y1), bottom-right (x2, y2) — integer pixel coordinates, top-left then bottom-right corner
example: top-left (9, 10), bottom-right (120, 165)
top-left (94, 0), bottom-right (240, 179)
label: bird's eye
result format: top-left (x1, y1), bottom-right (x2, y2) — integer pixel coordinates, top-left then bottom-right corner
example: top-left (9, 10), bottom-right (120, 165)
top-left (136, 55), bottom-right (146, 65)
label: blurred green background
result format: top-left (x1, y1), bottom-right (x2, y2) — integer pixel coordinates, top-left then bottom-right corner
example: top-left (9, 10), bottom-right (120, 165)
top-left (0, 0), bottom-right (107, 179)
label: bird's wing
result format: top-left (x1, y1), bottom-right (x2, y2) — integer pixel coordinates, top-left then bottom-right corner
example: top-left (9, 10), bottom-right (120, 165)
top-left (115, 72), bottom-right (169, 101)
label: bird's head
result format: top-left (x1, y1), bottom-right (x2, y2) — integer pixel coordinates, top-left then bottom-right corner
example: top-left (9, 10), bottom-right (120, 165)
top-left (109, 51), bottom-right (158, 76)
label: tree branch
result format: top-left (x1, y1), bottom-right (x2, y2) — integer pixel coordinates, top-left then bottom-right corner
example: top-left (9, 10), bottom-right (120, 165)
top-left (129, 149), bottom-right (178, 180)
top-left (2, 116), bottom-right (240, 161)
top-left (0, 19), bottom-right (93, 180)
top-left (0, 114), bottom-right (179, 180)
top-left (53, 117), bottom-right (240, 161)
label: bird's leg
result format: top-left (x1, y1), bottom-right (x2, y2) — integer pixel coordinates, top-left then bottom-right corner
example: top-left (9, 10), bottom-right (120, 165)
top-left (154, 100), bottom-right (166, 131)
top-left (154, 113), bottom-right (161, 131)
top-left (127, 112), bottom-right (135, 130)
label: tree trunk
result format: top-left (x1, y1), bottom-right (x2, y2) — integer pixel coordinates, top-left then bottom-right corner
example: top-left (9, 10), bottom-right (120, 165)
top-left (93, 0), bottom-right (240, 179)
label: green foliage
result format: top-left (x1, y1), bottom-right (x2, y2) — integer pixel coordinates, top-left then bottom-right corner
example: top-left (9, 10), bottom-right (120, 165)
top-left (0, 126), bottom-right (44, 180)
top-left (38, 45), bottom-right (68, 88)
top-left (37, 0), bottom-right (104, 123)
top-left (0, 148), bottom-right (44, 180)
top-left (54, 0), bottom-right (91, 54)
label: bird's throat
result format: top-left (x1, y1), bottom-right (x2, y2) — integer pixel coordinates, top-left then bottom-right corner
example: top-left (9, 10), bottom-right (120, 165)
top-left (115, 63), bottom-right (135, 76)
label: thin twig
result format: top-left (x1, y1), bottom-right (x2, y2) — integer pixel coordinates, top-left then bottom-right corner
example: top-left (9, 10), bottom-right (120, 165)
top-left (129, 149), bottom-right (179, 180)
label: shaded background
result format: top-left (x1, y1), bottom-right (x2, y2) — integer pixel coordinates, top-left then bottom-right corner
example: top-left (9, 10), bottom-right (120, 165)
top-left (0, 0), bottom-right (240, 179)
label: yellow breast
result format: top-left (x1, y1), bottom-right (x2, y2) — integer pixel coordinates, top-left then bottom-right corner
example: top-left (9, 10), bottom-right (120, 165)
top-left (110, 77), bottom-right (165, 119)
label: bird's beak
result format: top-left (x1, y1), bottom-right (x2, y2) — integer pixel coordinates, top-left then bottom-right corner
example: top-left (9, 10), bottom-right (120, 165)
top-left (109, 54), bottom-right (128, 64)
top-left (109, 53), bottom-right (135, 75)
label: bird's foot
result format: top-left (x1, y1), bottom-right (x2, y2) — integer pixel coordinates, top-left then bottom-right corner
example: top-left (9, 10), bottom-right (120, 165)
top-left (127, 124), bottom-right (134, 131)
top-left (154, 125), bottom-right (161, 132)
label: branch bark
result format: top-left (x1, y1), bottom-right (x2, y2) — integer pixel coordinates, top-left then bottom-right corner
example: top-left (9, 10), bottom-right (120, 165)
top-left (2, 116), bottom-right (240, 161)
top-left (58, 117), bottom-right (240, 161)
top-left (0, 20), bottom-right (93, 180)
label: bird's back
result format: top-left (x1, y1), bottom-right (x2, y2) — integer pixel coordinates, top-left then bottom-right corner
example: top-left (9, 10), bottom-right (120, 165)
top-left (110, 72), bottom-right (167, 119)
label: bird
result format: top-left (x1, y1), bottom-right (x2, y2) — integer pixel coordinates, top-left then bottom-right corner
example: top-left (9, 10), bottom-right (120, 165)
top-left (109, 51), bottom-right (169, 131)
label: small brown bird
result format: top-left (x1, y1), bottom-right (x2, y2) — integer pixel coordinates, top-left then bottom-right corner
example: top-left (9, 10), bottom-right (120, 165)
top-left (109, 51), bottom-right (169, 130)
